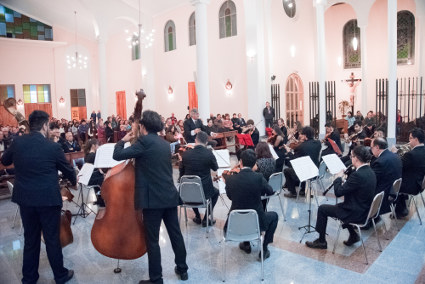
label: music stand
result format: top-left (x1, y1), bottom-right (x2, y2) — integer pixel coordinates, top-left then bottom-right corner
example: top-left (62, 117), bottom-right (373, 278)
top-left (290, 156), bottom-right (319, 243)
top-left (73, 163), bottom-right (98, 224)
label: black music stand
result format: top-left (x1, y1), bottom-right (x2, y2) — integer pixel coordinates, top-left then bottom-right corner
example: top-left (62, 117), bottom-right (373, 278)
top-left (297, 178), bottom-right (316, 243)
top-left (73, 163), bottom-right (98, 224)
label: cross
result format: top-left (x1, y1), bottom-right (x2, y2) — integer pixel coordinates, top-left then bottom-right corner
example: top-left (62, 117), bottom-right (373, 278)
top-left (345, 72), bottom-right (362, 113)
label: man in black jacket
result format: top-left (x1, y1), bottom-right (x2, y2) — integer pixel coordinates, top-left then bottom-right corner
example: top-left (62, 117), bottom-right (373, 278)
top-left (183, 108), bottom-right (206, 143)
top-left (395, 128), bottom-right (425, 217)
top-left (1, 110), bottom-right (76, 284)
top-left (62, 132), bottom-right (81, 153)
top-left (321, 122), bottom-right (343, 156)
top-left (179, 131), bottom-right (219, 226)
top-left (263, 101), bottom-right (275, 129)
top-left (113, 110), bottom-right (188, 284)
top-left (306, 146), bottom-right (376, 249)
top-left (224, 149), bottom-right (278, 260)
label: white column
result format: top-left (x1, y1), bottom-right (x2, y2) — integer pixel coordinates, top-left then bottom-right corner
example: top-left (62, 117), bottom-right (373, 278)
top-left (314, 0), bottom-right (327, 139)
top-left (98, 36), bottom-right (108, 118)
top-left (359, 24), bottom-right (368, 115)
top-left (191, 0), bottom-right (210, 122)
top-left (387, 0), bottom-right (397, 146)
top-left (416, 0), bottom-right (425, 79)
top-left (244, 0), bottom-right (268, 136)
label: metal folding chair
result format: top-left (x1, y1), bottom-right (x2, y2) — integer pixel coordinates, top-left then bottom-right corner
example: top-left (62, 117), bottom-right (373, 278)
top-left (7, 181), bottom-right (23, 235)
top-left (261, 172), bottom-right (286, 221)
top-left (405, 175), bottom-right (425, 225)
top-left (389, 178), bottom-right (402, 230)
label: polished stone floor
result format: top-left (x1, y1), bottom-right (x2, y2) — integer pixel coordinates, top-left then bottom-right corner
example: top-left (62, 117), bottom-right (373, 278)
top-left (1, 166), bottom-right (425, 284)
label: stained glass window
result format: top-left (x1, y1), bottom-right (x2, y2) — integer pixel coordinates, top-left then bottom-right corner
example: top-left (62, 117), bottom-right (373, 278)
top-left (189, 12), bottom-right (196, 46)
top-left (219, 1), bottom-right (237, 39)
top-left (397, 10), bottom-right (415, 65)
top-left (0, 84), bottom-right (15, 105)
top-left (70, 89), bottom-right (86, 107)
top-left (343, 19), bottom-right (361, 69)
top-left (164, 20), bottom-right (176, 52)
top-left (23, 84), bottom-right (51, 103)
top-left (0, 4), bottom-right (53, 41)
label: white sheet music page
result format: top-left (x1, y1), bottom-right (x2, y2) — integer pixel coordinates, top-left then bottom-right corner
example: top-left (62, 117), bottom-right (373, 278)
top-left (322, 154), bottom-right (347, 175)
top-left (268, 144), bottom-right (279, 160)
top-left (212, 149), bottom-right (231, 168)
top-left (290, 156), bottom-right (319, 182)
top-left (94, 143), bottom-right (124, 168)
top-left (77, 163), bottom-right (94, 186)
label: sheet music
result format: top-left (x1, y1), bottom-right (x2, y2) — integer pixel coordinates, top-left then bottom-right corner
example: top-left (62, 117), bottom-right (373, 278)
top-left (268, 144), bottom-right (279, 160)
top-left (215, 168), bottom-right (231, 194)
top-left (322, 154), bottom-right (347, 175)
top-left (212, 149), bottom-right (231, 168)
top-left (290, 156), bottom-right (319, 182)
top-left (77, 163), bottom-right (94, 186)
top-left (94, 143), bottom-right (124, 168)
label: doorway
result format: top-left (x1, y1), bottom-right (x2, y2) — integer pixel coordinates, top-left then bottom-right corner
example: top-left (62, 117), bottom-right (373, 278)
top-left (285, 73), bottom-right (304, 128)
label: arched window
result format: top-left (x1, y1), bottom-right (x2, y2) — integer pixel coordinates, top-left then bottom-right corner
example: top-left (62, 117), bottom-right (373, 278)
top-left (189, 12), bottom-right (196, 46)
top-left (397, 10), bottom-right (415, 65)
top-left (285, 73), bottom-right (304, 129)
top-left (164, 20), bottom-right (176, 52)
top-left (219, 0), bottom-right (237, 39)
top-left (343, 19), bottom-right (361, 69)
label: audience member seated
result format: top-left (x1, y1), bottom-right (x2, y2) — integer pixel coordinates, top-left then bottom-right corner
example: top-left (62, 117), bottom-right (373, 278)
top-left (97, 119), bottom-right (106, 145)
top-left (62, 132), bottom-right (81, 153)
top-left (222, 114), bottom-right (233, 130)
top-left (78, 120), bottom-right (89, 143)
top-left (231, 113), bottom-right (241, 133)
top-left (183, 108), bottom-right (206, 144)
top-left (104, 121), bottom-right (114, 143)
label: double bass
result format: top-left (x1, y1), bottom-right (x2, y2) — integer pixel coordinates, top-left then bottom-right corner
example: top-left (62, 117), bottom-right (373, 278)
top-left (91, 90), bottom-right (147, 261)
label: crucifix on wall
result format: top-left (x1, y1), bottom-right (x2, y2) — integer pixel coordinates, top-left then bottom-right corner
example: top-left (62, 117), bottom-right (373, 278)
top-left (345, 72), bottom-right (362, 113)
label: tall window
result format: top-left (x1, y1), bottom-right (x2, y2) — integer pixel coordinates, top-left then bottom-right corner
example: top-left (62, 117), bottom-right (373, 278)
top-left (285, 74), bottom-right (304, 129)
top-left (70, 89), bottom-right (86, 107)
top-left (131, 35), bottom-right (140, 61)
top-left (0, 84), bottom-right (15, 105)
top-left (189, 12), bottom-right (196, 46)
top-left (343, 19), bottom-right (361, 69)
top-left (23, 84), bottom-right (50, 103)
top-left (397, 10), bottom-right (415, 65)
top-left (164, 20), bottom-right (176, 52)
top-left (219, 0), bottom-right (237, 39)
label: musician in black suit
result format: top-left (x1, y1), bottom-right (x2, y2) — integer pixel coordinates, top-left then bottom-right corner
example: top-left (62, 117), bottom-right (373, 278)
top-left (183, 108), bottom-right (206, 143)
top-left (370, 138), bottom-right (402, 215)
top-left (179, 131), bottom-right (219, 226)
top-left (224, 149), bottom-right (278, 260)
top-left (306, 146), bottom-right (376, 249)
top-left (341, 120), bottom-right (367, 164)
top-left (321, 122), bottom-right (343, 156)
top-left (242, 119), bottom-right (259, 147)
top-left (395, 128), bottom-right (425, 217)
top-left (283, 126), bottom-right (321, 197)
top-left (62, 132), bottom-right (81, 153)
top-left (263, 101), bottom-right (275, 129)
top-left (1, 111), bottom-right (76, 284)
top-left (113, 110), bottom-right (188, 284)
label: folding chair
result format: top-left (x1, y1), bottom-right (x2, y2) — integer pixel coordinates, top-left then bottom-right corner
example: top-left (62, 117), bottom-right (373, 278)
top-left (405, 175), bottom-right (425, 225)
top-left (222, 209), bottom-right (264, 282)
top-left (7, 181), bottom-right (23, 235)
top-left (179, 175), bottom-right (212, 237)
top-left (261, 172), bottom-right (286, 221)
top-left (389, 178), bottom-right (402, 231)
top-left (332, 191), bottom-right (385, 264)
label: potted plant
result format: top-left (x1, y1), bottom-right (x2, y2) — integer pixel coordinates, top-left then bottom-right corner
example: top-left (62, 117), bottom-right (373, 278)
top-left (338, 100), bottom-right (350, 118)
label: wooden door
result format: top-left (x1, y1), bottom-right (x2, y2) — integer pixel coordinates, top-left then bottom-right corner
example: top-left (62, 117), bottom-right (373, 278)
top-left (116, 91), bottom-right (127, 119)
top-left (71, 106), bottom-right (87, 121)
top-left (24, 103), bottom-right (52, 119)
top-left (285, 74), bottom-right (304, 128)
top-left (188, 82), bottom-right (198, 111)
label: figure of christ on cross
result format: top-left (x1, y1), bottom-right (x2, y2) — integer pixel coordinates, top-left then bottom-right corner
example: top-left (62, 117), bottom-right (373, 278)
top-left (346, 72), bottom-right (362, 114)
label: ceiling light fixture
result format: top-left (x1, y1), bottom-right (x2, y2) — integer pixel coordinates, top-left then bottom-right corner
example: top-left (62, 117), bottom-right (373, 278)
top-left (66, 11), bottom-right (88, 70)
top-left (127, 0), bottom-right (155, 50)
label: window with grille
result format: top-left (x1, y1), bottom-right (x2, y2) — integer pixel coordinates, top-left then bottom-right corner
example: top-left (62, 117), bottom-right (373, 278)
top-left (189, 12), bottom-right (196, 46)
top-left (164, 20), bottom-right (176, 52)
top-left (219, 0), bottom-right (237, 39)
top-left (70, 89), bottom-right (86, 107)
top-left (23, 84), bottom-right (50, 103)
top-left (397, 10), bottom-right (415, 65)
top-left (343, 19), bottom-right (361, 69)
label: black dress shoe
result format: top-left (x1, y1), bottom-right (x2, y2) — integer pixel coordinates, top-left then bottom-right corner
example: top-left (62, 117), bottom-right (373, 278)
top-left (57, 270), bottom-right (74, 284)
top-left (139, 278), bottom-right (163, 284)
top-left (343, 233), bottom-right (360, 246)
top-left (284, 192), bottom-right (297, 198)
top-left (239, 242), bottom-right (252, 254)
top-left (395, 208), bottom-right (409, 218)
top-left (258, 248), bottom-right (270, 261)
top-left (299, 191), bottom-right (306, 197)
top-left (174, 266), bottom-right (189, 281)
top-left (361, 220), bottom-right (372, 230)
top-left (193, 217), bottom-right (202, 224)
top-left (305, 238), bottom-right (327, 249)
top-left (202, 219), bottom-right (216, 227)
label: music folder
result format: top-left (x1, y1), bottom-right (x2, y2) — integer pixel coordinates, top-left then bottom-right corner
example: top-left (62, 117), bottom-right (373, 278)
top-left (77, 163), bottom-right (94, 186)
top-left (212, 149), bottom-right (231, 168)
top-left (321, 154), bottom-right (346, 175)
top-left (94, 143), bottom-right (125, 168)
top-left (290, 156), bottom-right (319, 182)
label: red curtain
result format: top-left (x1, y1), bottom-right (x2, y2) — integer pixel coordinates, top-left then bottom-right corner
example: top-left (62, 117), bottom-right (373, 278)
top-left (116, 91), bottom-right (127, 119)
top-left (187, 82), bottom-right (198, 111)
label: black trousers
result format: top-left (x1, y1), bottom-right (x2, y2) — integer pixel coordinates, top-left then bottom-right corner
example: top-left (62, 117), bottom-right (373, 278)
top-left (283, 168), bottom-right (305, 194)
top-left (265, 119), bottom-right (273, 129)
top-left (193, 187), bottom-right (219, 221)
top-left (239, 211), bottom-right (278, 250)
top-left (19, 205), bottom-right (68, 284)
top-left (315, 204), bottom-right (356, 241)
top-left (142, 207), bottom-right (188, 282)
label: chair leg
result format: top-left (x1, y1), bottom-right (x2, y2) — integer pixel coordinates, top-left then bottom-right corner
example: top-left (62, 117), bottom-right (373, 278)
top-left (277, 195), bottom-right (286, 221)
top-left (12, 206), bottom-right (19, 229)
top-left (184, 207), bottom-right (188, 228)
top-left (357, 225), bottom-right (368, 265)
top-left (222, 238), bottom-right (226, 282)
top-left (332, 222), bottom-right (342, 254)
top-left (260, 237), bottom-right (264, 281)
top-left (412, 197), bottom-right (422, 225)
top-left (371, 219), bottom-right (382, 252)
top-left (420, 192), bottom-right (425, 208)
top-left (390, 204), bottom-right (400, 231)
top-left (206, 203), bottom-right (209, 237)
top-left (319, 179), bottom-right (328, 202)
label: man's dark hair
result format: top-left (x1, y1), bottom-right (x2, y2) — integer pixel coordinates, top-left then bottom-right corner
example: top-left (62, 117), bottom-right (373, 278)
top-left (49, 122), bottom-right (59, 130)
top-left (352, 146), bottom-right (372, 163)
top-left (353, 120), bottom-right (362, 128)
top-left (372, 137), bottom-right (388, 150)
top-left (410, 127), bottom-right (425, 143)
top-left (324, 122), bottom-right (334, 128)
top-left (241, 149), bottom-right (257, 168)
top-left (29, 110), bottom-right (49, 132)
top-left (246, 119), bottom-right (254, 125)
top-left (301, 126), bottom-right (315, 140)
top-left (195, 131), bottom-right (208, 145)
top-left (141, 110), bottom-right (164, 133)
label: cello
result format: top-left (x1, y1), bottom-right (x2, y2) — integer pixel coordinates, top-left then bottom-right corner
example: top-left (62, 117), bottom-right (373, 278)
top-left (91, 90), bottom-right (147, 263)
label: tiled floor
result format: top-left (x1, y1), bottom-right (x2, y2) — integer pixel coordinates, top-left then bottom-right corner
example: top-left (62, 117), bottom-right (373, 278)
top-left (1, 166), bottom-right (425, 284)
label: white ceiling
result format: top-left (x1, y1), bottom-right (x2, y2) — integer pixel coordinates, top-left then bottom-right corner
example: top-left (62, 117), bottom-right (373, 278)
top-left (0, 0), bottom-right (189, 40)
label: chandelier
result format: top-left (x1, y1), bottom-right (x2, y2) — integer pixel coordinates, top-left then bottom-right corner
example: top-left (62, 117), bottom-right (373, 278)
top-left (126, 0), bottom-right (155, 50)
top-left (66, 11), bottom-right (88, 69)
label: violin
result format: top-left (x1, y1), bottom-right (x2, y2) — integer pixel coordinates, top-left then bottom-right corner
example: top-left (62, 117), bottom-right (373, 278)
top-left (214, 164), bottom-right (241, 181)
top-left (267, 135), bottom-right (277, 145)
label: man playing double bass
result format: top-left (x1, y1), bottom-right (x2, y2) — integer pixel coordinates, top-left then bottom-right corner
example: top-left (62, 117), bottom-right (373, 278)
top-left (113, 110), bottom-right (188, 284)
top-left (1, 110), bottom-right (76, 284)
